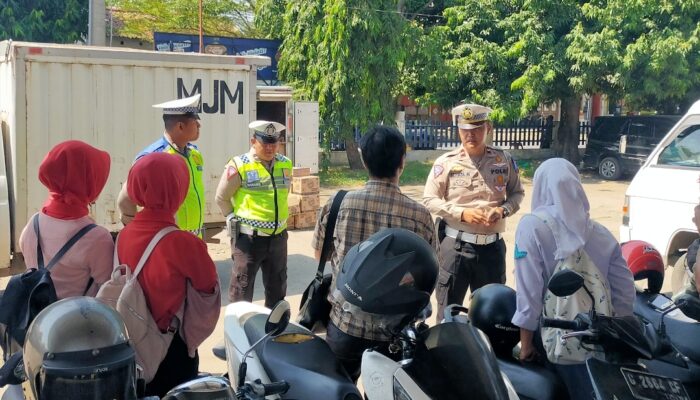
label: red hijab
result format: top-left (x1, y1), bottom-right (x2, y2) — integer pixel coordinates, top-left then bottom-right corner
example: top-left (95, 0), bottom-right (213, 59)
top-left (126, 152), bottom-right (189, 222)
top-left (39, 140), bottom-right (111, 220)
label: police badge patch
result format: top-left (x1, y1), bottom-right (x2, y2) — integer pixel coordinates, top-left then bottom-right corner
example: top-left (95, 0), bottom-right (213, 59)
top-left (247, 170), bottom-right (260, 183)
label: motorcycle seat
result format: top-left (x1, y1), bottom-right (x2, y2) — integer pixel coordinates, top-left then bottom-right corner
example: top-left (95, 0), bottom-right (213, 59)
top-left (243, 314), bottom-right (361, 400)
top-left (635, 293), bottom-right (700, 363)
top-left (497, 358), bottom-right (567, 400)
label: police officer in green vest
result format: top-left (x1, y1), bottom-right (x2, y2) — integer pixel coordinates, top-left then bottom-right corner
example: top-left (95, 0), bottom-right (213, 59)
top-left (215, 120), bottom-right (292, 307)
top-left (118, 94), bottom-right (205, 237)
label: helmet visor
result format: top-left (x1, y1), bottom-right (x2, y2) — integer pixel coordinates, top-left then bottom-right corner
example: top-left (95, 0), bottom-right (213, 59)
top-left (38, 344), bottom-right (137, 400)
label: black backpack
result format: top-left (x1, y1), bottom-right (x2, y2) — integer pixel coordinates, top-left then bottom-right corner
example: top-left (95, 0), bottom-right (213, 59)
top-left (0, 214), bottom-right (97, 349)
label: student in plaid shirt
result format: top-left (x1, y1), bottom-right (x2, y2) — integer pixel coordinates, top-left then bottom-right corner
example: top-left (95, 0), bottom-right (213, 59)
top-left (312, 125), bottom-right (435, 381)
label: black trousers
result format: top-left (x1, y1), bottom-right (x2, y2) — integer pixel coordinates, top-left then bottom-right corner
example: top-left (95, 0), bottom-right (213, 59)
top-left (325, 321), bottom-right (391, 383)
top-left (145, 333), bottom-right (198, 398)
top-left (435, 236), bottom-right (506, 320)
top-left (229, 231), bottom-right (288, 308)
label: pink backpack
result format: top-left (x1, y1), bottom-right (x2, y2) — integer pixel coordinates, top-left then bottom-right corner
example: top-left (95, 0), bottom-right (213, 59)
top-left (96, 226), bottom-right (182, 382)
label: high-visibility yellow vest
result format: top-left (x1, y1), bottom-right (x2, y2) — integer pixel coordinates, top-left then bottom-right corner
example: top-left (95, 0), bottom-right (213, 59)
top-left (228, 153), bottom-right (292, 235)
top-left (137, 138), bottom-right (205, 236)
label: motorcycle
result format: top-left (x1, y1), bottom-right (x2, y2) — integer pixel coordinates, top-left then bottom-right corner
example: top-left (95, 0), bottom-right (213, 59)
top-left (633, 288), bottom-right (700, 397)
top-left (217, 300), bottom-right (361, 400)
top-left (542, 269), bottom-right (694, 400)
top-left (163, 301), bottom-right (294, 400)
top-left (360, 307), bottom-right (519, 400)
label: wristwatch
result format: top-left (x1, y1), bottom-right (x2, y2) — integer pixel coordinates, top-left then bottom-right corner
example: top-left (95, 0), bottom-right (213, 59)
top-left (502, 207), bottom-right (510, 218)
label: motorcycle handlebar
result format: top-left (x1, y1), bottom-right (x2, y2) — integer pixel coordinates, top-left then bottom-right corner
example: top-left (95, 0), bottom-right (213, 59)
top-left (542, 318), bottom-right (583, 330)
top-left (261, 381), bottom-right (289, 396)
top-left (238, 381), bottom-right (289, 399)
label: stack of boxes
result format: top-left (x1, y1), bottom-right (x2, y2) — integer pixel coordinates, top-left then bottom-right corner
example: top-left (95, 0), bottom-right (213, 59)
top-left (287, 167), bottom-right (320, 230)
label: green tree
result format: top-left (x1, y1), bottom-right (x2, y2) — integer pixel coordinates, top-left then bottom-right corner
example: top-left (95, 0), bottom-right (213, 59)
top-left (259, 1), bottom-right (408, 169)
top-left (0, 0), bottom-right (88, 43)
top-left (415, 0), bottom-right (700, 163)
top-left (108, 0), bottom-right (258, 41)
top-left (572, 0), bottom-right (700, 114)
top-left (416, 1), bottom-right (596, 162)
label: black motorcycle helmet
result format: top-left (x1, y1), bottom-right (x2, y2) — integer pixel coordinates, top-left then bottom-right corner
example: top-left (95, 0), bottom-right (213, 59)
top-left (336, 228), bottom-right (438, 317)
top-left (468, 284), bottom-right (520, 357)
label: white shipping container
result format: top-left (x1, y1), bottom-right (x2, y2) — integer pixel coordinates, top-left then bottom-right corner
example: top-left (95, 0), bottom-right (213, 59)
top-left (0, 41), bottom-right (317, 268)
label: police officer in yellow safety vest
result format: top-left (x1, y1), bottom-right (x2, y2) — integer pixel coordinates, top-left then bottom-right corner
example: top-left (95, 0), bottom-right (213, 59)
top-left (118, 94), bottom-right (205, 237)
top-left (215, 120), bottom-right (292, 307)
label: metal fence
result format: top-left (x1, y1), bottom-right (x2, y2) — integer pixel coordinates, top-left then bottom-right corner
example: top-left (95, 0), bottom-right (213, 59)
top-left (321, 120), bottom-right (591, 151)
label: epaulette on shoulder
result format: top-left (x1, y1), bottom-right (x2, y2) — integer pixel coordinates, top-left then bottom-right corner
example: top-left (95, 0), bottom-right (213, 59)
top-left (486, 145), bottom-right (505, 154)
top-left (275, 154), bottom-right (290, 162)
top-left (239, 154), bottom-right (251, 164)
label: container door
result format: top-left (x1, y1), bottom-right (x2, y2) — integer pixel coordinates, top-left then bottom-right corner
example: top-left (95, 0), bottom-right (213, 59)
top-left (0, 128), bottom-right (11, 269)
top-left (292, 101), bottom-right (319, 174)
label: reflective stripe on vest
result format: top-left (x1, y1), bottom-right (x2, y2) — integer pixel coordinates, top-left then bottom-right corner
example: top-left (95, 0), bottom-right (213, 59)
top-left (164, 146), bottom-right (205, 236)
top-left (229, 153), bottom-right (292, 235)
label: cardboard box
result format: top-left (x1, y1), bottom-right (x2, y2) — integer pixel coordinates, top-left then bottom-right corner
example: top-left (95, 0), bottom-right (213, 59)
top-left (293, 167), bottom-right (310, 177)
top-left (295, 211), bottom-right (317, 229)
top-left (300, 193), bottom-right (320, 212)
top-left (288, 194), bottom-right (301, 215)
top-left (292, 176), bottom-right (320, 195)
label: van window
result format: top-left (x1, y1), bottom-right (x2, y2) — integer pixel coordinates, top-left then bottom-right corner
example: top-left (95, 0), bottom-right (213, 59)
top-left (654, 119), bottom-right (678, 139)
top-left (657, 125), bottom-right (700, 167)
top-left (628, 120), bottom-right (652, 137)
top-left (591, 118), bottom-right (627, 141)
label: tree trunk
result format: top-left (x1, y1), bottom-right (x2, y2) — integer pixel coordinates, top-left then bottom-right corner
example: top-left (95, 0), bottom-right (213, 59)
top-left (397, 0), bottom-right (406, 14)
top-left (345, 139), bottom-right (364, 170)
top-left (555, 95), bottom-right (582, 165)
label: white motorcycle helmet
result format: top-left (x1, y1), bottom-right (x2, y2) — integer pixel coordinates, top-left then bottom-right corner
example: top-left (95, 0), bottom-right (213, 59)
top-left (23, 297), bottom-right (137, 400)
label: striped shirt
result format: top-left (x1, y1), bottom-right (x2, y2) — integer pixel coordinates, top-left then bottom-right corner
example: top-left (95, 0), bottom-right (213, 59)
top-left (312, 180), bottom-right (435, 341)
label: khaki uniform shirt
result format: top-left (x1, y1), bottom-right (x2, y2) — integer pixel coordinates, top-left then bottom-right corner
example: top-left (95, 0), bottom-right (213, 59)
top-left (423, 146), bottom-right (525, 234)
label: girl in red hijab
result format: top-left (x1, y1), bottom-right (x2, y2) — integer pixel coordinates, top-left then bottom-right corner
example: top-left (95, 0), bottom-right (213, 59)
top-left (19, 140), bottom-right (114, 298)
top-left (117, 152), bottom-right (219, 397)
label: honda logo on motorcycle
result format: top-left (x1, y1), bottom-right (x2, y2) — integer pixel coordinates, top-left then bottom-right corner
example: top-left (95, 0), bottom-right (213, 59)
top-left (344, 283), bottom-right (363, 301)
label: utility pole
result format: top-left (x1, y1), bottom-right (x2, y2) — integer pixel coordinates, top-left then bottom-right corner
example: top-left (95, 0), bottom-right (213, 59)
top-left (88, 0), bottom-right (106, 45)
top-left (199, 0), bottom-right (204, 53)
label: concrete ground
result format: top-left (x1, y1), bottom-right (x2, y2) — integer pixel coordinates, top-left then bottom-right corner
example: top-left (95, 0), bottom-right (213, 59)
top-left (0, 172), bottom-right (635, 394)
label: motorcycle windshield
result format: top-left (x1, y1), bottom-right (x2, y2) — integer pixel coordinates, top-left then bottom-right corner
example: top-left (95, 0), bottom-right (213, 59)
top-left (403, 322), bottom-right (511, 400)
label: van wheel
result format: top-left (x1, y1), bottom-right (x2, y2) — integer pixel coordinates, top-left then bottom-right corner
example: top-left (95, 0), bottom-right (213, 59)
top-left (598, 157), bottom-right (622, 180)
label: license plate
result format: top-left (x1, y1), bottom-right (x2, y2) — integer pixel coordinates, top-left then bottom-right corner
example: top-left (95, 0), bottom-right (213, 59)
top-left (620, 367), bottom-right (690, 400)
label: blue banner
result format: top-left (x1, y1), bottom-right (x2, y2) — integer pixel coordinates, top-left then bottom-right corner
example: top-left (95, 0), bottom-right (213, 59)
top-left (153, 32), bottom-right (281, 83)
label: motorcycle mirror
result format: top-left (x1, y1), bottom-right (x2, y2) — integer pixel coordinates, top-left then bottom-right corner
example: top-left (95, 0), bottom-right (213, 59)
top-left (265, 300), bottom-right (291, 337)
top-left (239, 301), bottom-right (291, 389)
top-left (548, 269), bottom-right (584, 297)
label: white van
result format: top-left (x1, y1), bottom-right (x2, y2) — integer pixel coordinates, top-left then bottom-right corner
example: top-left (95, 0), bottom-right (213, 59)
top-left (620, 99), bottom-right (700, 292)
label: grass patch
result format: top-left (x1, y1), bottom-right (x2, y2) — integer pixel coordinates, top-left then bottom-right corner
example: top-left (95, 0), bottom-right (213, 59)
top-left (320, 159), bottom-right (536, 188)
top-left (319, 161), bottom-right (434, 188)
top-left (517, 159), bottom-right (541, 179)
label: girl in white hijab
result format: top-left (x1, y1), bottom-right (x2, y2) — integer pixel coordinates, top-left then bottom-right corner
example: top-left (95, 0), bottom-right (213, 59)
top-left (510, 158), bottom-right (635, 400)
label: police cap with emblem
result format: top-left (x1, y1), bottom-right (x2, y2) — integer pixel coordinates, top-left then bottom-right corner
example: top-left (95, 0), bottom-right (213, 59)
top-left (249, 120), bottom-right (286, 144)
top-left (153, 94), bottom-right (201, 119)
top-left (452, 103), bottom-right (493, 129)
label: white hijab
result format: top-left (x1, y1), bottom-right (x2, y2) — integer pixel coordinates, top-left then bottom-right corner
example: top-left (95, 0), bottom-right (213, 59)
top-left (531, 158), bottom-right (592, 260)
